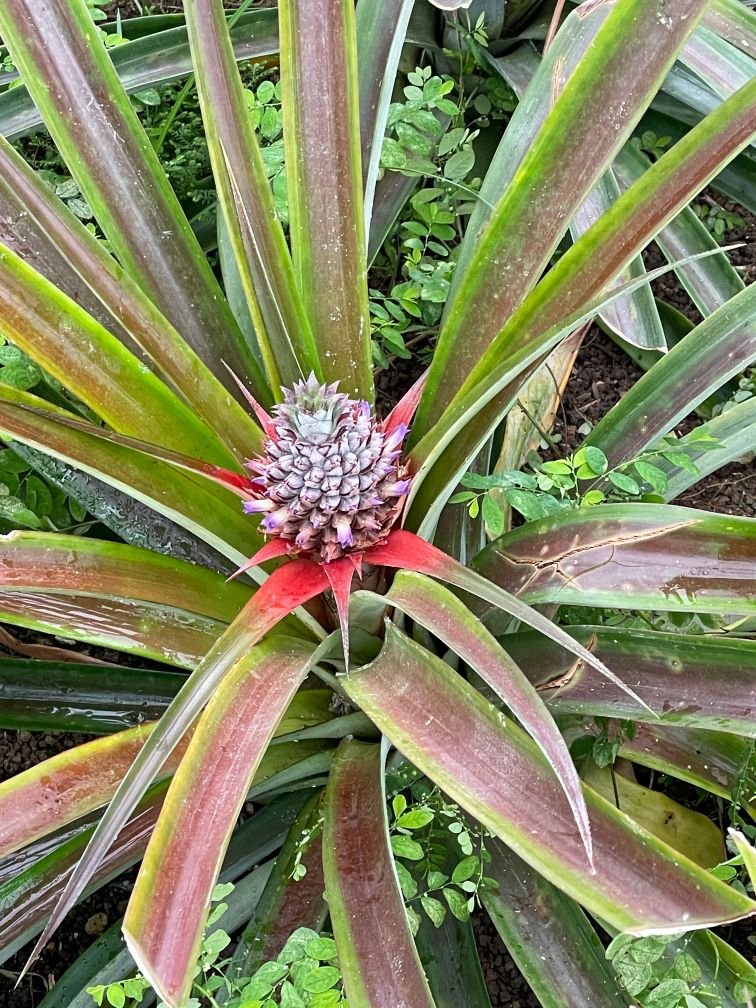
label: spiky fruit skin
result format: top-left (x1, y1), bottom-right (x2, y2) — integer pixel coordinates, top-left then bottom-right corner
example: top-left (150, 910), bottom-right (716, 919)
top-left (244, 375), bottom-right (411, 562)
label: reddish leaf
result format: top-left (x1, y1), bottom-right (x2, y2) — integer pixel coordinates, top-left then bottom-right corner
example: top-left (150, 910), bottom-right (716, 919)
top-left (323, 740), bottom-right (435, 1008)
top-left (124, 636), bottom-right (318, 1007)
top-left (344, 624), bottom-right (756, 933)
top-left (366, 529), bottom-right (650, 713)
top-left (385, 570), bottom-right (592, 860)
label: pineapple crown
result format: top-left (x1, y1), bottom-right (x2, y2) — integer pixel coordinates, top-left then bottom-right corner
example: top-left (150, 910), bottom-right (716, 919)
top-left (243, 374), bottom-right (411, 563)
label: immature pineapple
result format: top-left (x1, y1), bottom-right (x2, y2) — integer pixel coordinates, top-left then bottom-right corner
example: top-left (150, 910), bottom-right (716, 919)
top-left (243, 374), bottom-right (411, 562)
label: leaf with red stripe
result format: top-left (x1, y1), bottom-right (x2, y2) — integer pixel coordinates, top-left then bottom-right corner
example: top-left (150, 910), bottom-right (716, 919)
top-left (123, 635), bottom-right (319, 1007)
top-left (323, 740), bottom-right (436, 1008)
top-left (382, 570), bottom-right (591, 861)
top-left (280, 0), bottom-right (372, 399)
top-left (365, 529), bottom-right (652, 715)
top-left (503, 624), bottom-right (756, 736)
top-left (0, 727), bottom-right (187, 862)
top-left (0, 783), bottom-right (166, 965)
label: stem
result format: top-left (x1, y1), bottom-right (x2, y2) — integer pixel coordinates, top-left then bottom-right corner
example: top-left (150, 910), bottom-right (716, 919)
top-left (515, 398), bottom-right (562, 454)
top-left (313, 662), bottom-right (350, 700)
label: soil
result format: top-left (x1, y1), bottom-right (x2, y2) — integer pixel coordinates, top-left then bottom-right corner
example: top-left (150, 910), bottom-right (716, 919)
top-left (556, 325), bottom-right (755, 517)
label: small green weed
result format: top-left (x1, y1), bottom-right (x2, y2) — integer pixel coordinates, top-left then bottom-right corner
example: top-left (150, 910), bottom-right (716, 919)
top-left (570, 717), bottom-right (637, 772)
top-left (607, 931), bottom-right (756, 1007)
top-left (389, 784), bottom-right (498, 935)
top-left (225, 929), bottom-right (346, 1008)
top-left (692, 200), bottom-right (745, 241)
top-left (370, 57), bottom-right (515, 367)
top-left (89, 783), bottom-right (498, 1007)
top-left (631, 129), bottom-right (673, 160)
top-left (0, 338), bottom-right (90, 530)
top-left (88, 886), bottom-right (348, 1008)
top-left (452, 432), bottom-right (719, 532)
top-left (712, 368), bottom-right (755, 419)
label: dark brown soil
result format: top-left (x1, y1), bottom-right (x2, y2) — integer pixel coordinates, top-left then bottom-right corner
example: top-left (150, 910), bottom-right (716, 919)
top-left (474, 914), bottom-right (540, 1008)
top-left (3, 873), bottom-right (136, 1008)
top-left (556, 325), bottom-right (755, 517)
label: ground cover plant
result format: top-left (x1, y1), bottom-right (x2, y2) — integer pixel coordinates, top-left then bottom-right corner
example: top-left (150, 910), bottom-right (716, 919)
top-left (0, 1), bottom-right (754, 1007)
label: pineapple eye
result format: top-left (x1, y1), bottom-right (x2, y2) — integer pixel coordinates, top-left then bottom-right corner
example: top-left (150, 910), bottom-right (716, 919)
top-left (244, 375), bottom-right (411, 563)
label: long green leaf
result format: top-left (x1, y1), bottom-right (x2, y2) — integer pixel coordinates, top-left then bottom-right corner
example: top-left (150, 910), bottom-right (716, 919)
top-left (406, 245), bottom-right (737, 538)
top-left (4, 444), bottom-right (234, 571)
top-left (473, 505), bottom-right (756, 617)
top-left (584, 282), bottom-right (756, 464)
top-left (232, 795), bottom-right (327, 975)
top-left (447, 76), bottom-right (756, 429)
top-left (414, 913), bottom-right (491, 1008)
top-left (323, 740), bottom-right (436, 1008)
top-left (185, 0), bottom-right (316, 390)
top-left (413, 0), bottom-right (709, 435)
top-left (0, 531), bottom-right (250, 620)
top-left (0, 242), bottom-right (230, 463)
top-left (680, 24), bottom-right (756, 103)
top-left (0, 10), bottom-right (280, 140)
top-left (0, 726), bottom-right (188, 860)
top-left (706, 0), bottom-right (756, 58)
top-left (661, 63), bottom-right (730, 128)
top-left (486, 27), bottom-right (664, 352)
top-left (367, 168), bottom-right (420, 263)
top-left (343, 623), bottom-right (756, 932)
top-left (0, 531), bottom-right (250, 666)
top-left (613, 142), bottom-right (744, 321)
top-left (0, 135), bottom-right (261, 462)
top-left (0, 0), bottom-right (264, 400)
top-left (662, 397), bottom-right (756, 501)
top-left (619, 725), bottom-right (756, 811)
top-left (476, 75), bottom-right (756, 387)
top-left (483, 840), bottom-right (632, 1008)
top-left (0, 530), bottom-right (250, 666)
top-left (408, 76), bottom-right (756, 523)
top-left (571, 167), bottom-right (666, 350)
top-left (0, 386), bottom-right (260, 569)
top-left (640, 103), bottom-right (756, 211)
top-left (356, 0), bottom-right (415, 228)
top-left (503, 626), bottom-right (756, 736)
top-left (0, 658), bottom-right (184, 734)
top-left (0, 593), bottom-right (223, 669)
top-left (247, 749), bottom-right (334, 802)
top-left (280, 0), bottom-right (372, 399)
top-left (0, 783), bottom-right (166, 966)
top-left (123, 636), bottom-right (317, 1008)
top-left (0, 168), bottom-right (136, 357)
